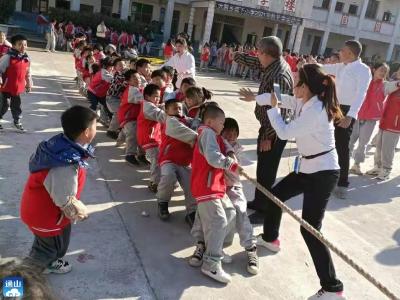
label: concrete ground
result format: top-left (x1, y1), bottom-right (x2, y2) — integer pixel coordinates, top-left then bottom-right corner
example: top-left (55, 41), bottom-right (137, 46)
top-left (0, 50), bottom-right (399, 300)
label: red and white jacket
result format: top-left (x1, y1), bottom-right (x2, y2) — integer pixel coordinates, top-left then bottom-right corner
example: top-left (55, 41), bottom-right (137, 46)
top-left (191, 126), bottom-right (238, 203)
top-left (88, 68), bottom-right (113, 98)
top-left (357, 79), bottom-right (385, 120)
top-left (118, 85), bottom-right (143, 127)
top-left (380, 82), bottom-right (400, 133)
top-left (137, 101), bottom-right (165, 150)
top-left (0, 50), bottom-right (32, 96)
top-left (20, 167), bottom-right (86, 237)
top-left (159, 116), bottom-right (196, 166)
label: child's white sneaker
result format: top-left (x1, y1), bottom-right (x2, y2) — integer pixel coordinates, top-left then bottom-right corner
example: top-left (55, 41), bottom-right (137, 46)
top-left (308, 289), bottom-right (346, 299)
top-left (189, 242), bottom-right (205, 267)
top-left (43, 259), bottom-right (72, 274)
top-left (256, 234), bottom-right (281, 252)
top-left (222, 251), bottom-right (232, 264)
top-left (201, 264), bottom-right (231, 283)
top-left (349, 163), bottom-right (362, 175)
top-left (377, 168), bottom-right (390, 181)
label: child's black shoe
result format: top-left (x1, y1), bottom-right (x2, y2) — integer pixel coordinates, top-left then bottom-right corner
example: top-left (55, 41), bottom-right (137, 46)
top-left (185, 211), bottom-right (196, 228)
top-left (125, 155), bottom-right (139, 166)
top-left (137, 154), bottom-right (150, 165)
top-left (148, 182), bottom-right (158, 193)
top-left (158, 202), bottom-right (170, 221)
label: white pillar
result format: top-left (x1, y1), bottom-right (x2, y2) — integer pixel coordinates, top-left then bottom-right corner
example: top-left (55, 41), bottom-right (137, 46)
top-left (70, 0), bottom-right (80, 11)
top-left (354, 0), bottom-right (368, 40)
top-left (287, 24), bottom-right (298, 51)
top-left (163, 0), bottom-right (175, 42)
top-left (187, 6), bottom-right (195, 39)
top-left (15, 0), bottom-right (22, 12)
top-left (320, 0), bottom-right (337, 54)
top-left (120, 0), bottom-right (130, 20)
top-left (386, 9), bottom-right (400, 61)
top-left (272, 23), bottom-right (279, 36)
top-left (202, 1), bottom-right (215, 45)
top-left (293, 24), bottom-right (304, 53)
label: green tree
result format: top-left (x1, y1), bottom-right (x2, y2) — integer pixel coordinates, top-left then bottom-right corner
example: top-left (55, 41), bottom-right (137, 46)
top-left (0, 0), bottom-right (16, 24)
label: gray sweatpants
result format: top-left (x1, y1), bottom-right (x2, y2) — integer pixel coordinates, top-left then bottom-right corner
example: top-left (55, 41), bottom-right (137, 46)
top-left (374, 129), bottom-right (400, 171)
top-left (27, 224), bottom-right (71, 269)
top-left (191, 197), bottom-right (236, 267)
top-left (226, 186), bottom-right (256, 249)
top-left (157, 163), bottom-right (196, 215)
top-left (146, 147), bottom-right (160, 184)
top-left (120, 121), bottom-right (139, 156)
top-left (106, 96), bottom-right (120, 132)
top-left (349, 120), bottom-right (376, 164)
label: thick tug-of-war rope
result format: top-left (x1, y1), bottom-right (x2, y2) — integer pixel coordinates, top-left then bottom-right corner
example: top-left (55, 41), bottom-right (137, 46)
top-left (239, 169), bottom-right (399, 300)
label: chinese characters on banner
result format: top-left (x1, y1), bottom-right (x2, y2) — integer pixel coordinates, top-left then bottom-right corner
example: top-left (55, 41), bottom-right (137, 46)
top-left (341, 13), bottom-right (349, 25)
top-left (374, 21), bottom-right (382, 32)
top-left (284, 0), bottom-right (296, 13)
top-left (258, 0), bottom-right (270, 8)
top-left (214, 2), bottom-right (303, 25)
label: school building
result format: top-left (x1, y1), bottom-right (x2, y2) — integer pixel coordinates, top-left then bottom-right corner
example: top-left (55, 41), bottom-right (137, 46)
top-left (14, 0), bottom-right (400, 61)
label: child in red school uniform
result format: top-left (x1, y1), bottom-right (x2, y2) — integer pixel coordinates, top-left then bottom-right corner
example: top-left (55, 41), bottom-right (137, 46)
top-left (117, 69), bottom-right (146, 165)
top-left (136, 58), bottom-right (152, 87)
top-left (366, 70), bottom-right (400, 181)
top-left (82, 54), bottom-right (96, 86)
top-left (183, 86), bottom-right (213, 118)
top-left (174, 77), bottom-right (196, 102)
top-left (87, 57), bottom-right (113, 121)
top-left (161, 66), bottom-right (175, 93)
top-left (189, 105), bottom-right (239, 284)
top-left (150, 69), bottom-right (166, 99)
top-left (349, 62), bottom-right (389, 175)
top-left (137, 84), bottom-right (166, 192)
top-left (111, 30), bottom-right (119, 46)
top-left (119, 31), bottom-right (129, 52)
top-left (106, 58), bottom-right (127, 139)
top-left (0, 34), bottom-right (33, 131)
top-left (21, 106), bottom-right (96, 274)
top-left (93, 44), bottom-right (106, 63)
top-left (0, 31), bottom-right (11, 58)
top-left (156, 98), bottom-right (198, 225)
top-left (200, 43), bottom-right (210, 71)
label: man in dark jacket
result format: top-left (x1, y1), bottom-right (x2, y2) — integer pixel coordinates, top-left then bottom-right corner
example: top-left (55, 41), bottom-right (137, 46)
top-left (239, 36), bottom-right (294, 223)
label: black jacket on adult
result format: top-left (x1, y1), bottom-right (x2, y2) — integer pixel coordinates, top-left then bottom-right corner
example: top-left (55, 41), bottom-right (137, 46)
top-left (252, 57), bottom-right (294, 212)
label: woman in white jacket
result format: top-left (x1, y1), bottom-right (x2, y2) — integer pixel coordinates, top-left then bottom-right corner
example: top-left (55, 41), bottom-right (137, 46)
top-left (240, 64), bottom-right (345, 300)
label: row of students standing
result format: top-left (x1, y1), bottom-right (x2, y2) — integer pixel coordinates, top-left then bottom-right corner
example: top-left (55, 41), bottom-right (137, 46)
top-left (349, 62), bottom-right (400, 180)
top-left (69, 48), bottom-right (261, 283)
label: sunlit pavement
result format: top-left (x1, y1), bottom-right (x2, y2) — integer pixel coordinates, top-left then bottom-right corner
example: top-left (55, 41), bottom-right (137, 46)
top-left (0, 49), bottom-right (399, 300)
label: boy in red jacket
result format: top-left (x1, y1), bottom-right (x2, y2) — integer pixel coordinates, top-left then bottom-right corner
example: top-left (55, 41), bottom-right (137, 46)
top-left (157, 98), bottom-right (198, 224)
top-left (190, 105), bottom-right (240, 284)
top-left (117, 69), bottom-right (145, 165)
top-left (0, 34), bottom-right (32, 131)
top-left (21, 106), bottom-right (97, 273)
top-left (137, 84), bottom-right (165, 192)
top-left (366, 75), bottom-right (400, 180)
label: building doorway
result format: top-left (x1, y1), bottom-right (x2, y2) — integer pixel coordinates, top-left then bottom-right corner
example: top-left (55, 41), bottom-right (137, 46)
top-left (311, 36), bottom-right (321, 55)
top-left (221, 24), bottom-right (241, 45)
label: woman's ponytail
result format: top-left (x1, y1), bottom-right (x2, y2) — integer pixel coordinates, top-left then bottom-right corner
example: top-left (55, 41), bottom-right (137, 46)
top-left (319, 75), bottom-right (343, 122)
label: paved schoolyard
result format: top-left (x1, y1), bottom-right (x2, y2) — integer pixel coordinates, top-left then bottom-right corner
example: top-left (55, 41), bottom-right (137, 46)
top-left (0, 49), bottom-right (399, 299)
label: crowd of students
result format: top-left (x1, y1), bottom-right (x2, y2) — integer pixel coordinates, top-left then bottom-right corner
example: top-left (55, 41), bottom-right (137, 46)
top-left (0, 29), bottom-right (399, 299)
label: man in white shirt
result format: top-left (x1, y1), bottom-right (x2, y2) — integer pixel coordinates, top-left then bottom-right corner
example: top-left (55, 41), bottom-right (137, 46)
top-left (96, 21), bottom-right (107, 46)
top-left (322, 40), bottom-right (371, 199)
top-left (163, 38), bottom-right (195, 89)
